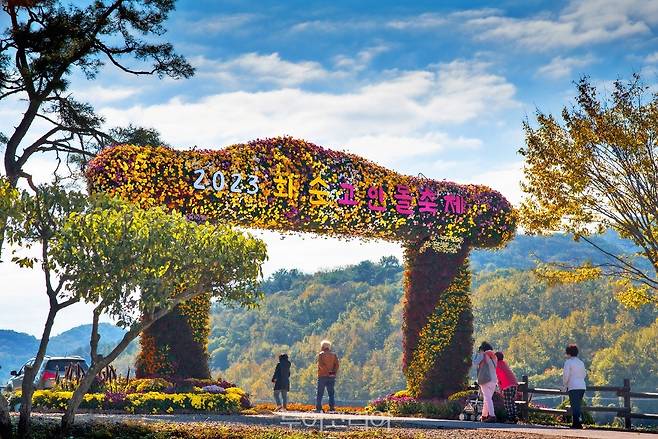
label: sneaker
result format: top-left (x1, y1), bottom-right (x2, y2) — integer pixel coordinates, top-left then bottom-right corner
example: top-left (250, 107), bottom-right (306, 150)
top-left (314, 409), bottom-right (323, 413)
top-left (328, 410), bottom-right (337, 414)
top-left (483, 416), bottom-right (497, 423)
top-left (570, 424), bottom-right (583, 429)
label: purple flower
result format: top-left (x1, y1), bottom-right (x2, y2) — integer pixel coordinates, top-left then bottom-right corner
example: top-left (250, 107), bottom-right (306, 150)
top-left (105, 391), bottom-right (127, 404)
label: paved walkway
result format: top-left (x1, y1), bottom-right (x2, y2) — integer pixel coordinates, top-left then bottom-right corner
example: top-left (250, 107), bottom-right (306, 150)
top-left (45, 411), bottom-right (656, 438)
top-left (265, 411), bottom-right (655, 438)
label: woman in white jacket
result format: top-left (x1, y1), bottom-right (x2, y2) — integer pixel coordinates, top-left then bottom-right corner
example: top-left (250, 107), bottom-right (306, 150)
top-left (562, 344), bottom-right (587, 429)
top-left (473, 341), bottom-right (498, 422)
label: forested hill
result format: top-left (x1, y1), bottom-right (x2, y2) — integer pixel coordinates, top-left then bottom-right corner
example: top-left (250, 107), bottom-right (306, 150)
top-left (210, 232), bottom-right (658, 404)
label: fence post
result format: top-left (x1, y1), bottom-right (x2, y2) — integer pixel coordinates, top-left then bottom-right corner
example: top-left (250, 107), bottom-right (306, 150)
top-left (623, 378), bottom-right (631, 430)
top-left (521, 375), bottom-right (529, 422)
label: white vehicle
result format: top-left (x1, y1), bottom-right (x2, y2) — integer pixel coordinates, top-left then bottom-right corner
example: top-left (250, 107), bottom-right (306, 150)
top-left (5, 356), bottom-right (88, 392)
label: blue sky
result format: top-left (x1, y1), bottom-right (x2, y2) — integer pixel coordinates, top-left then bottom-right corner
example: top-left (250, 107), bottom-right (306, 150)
top-left (2, 0), bottom-right (658, 335)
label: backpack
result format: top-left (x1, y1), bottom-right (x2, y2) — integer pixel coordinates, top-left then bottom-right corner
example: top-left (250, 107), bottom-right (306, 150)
top-left (477, 355), bottom-right (493, 385)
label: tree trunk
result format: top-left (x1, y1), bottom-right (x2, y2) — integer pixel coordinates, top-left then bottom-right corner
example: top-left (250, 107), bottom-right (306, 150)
top-left (136, 296), bottom-right (211, 380)
top-left (402, 245), bottom-right (473, 398)
top-left (0, 394), bottom-right (12, 439)
top-left (59, 290), bottom-right (204, 437)
top-left (59, 319), bottom-right (145, 438)
top-left (17, 307), bottom-right (57, 439)
top-left (58, 365), bottom-right (97, 438)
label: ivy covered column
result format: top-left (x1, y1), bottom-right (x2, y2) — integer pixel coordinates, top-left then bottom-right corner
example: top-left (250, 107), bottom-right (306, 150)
top-left (136, 293), bottom-right (212, 379)
top-left (402, 244), bottom-right (473, 398)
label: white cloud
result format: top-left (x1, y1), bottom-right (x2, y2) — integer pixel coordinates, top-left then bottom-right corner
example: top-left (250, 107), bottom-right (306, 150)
top-left (536, 55), bottom-right (597, 79)
top-left (290, 19), bottom-right (378, 34)
top-left (645, 51), bottom-right (658, 63)
top-left (290, 9), bottom-right (498, 34)
top-left (245, 229), bottom-right (403, 277)
top-left (100, 59), bottom-right (517, 168)
top-left (387, 13), bottom-right (447, 30)
top-left (180, 13), bottom-right (258, 34)
top-left (469, 161), bottom-right (525, 206)
top-left (74, 85), bottom-right (141, 104)
top-left (465, 0), bottom-right (658, 50)
top-left (196, 48), bottom-right (390, 88)
top-left (333, 45), bottom-right (389, 72)
top-left (346, 133), bottom-right (481, 165)
top-left (193, 53), bottom-right (338, 88)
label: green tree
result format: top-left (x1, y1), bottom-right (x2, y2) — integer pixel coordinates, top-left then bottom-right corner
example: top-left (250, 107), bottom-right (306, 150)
top-left (0, 178), bottom-right (19, 439)
top-left (1, 183), bottom-right (88, 439)
top-left (50, 196), bottom-right (266, 436)
top-left (519, 75), bottom-right (658, 307)
top-left (589, 319), bottom-right (658, 391)
top-left (72, 124), bottom-right (169, 171)
top-left (108, 124), bottom-right (168, 148)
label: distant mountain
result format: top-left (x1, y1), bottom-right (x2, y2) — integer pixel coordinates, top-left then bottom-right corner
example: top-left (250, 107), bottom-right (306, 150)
top-left (0, 330), bottom-right (39, 380)
top-left (0, 323), bottom-right (125, 383)
top-left (46, 323), bottom-right (126, 356)
top-left (471, 229), bottom-right (647, 272)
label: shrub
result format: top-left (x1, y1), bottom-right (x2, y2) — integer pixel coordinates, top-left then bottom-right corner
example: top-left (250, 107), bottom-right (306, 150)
top-left (365, 393), bottom-right (460, 419)
top-left (556, 398), bottom-right (595, 425)
top-left (33, 390), bottom-right (73, 411)
top-left (447, 389), bottom-right (476, 401)
top-left (528, 402), bottom-right (561, 425)
top-left (7, 391), bottom-right (22, 410)
top-left (125, 378), bottom-right (173, 394)
top-left (393, 389), bottom-right (412, 398)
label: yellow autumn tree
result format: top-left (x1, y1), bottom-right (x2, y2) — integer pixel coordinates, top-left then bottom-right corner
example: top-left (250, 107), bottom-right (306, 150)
top-left (519, 75), bottom-right (657, 308)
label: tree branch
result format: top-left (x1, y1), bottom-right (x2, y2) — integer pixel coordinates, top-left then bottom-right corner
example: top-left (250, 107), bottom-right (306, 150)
top-left (580, 235), bottom-right (658, 288)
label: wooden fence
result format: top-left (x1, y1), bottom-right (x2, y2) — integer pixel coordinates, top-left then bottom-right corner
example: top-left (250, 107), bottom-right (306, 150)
top-left (468, 376), bottom-right (658, 429)
top-left (517, 375), bottom-right (658, 430)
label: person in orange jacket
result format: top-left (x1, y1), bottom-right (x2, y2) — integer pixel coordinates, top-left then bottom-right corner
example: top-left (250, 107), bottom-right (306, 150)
top-left (315, 339), bottom-right (339, 413)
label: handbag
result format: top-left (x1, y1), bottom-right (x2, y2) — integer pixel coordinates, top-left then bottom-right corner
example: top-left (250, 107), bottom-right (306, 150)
top-left (477, 355), bottom-right (493, 385)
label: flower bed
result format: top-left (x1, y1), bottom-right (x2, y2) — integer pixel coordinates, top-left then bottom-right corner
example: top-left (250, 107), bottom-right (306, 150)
top-left (253, 402), bottom-right (365, 414)
top-left (366, 390), bottom-right (461, 418)
top-left (8, 376), bottom-right (252, 414)
top-left (26, 389), bottom-right (245, 414)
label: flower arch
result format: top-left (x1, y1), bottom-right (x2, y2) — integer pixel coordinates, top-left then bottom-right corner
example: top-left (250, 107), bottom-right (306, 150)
top-left (86, 137), bottom-right (516, 398)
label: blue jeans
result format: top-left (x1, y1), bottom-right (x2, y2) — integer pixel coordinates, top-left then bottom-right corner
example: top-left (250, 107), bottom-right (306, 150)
top-left (569, 389), bottom-right (585, 426)
top-left (316, 377), bottom-right (335, 411)
top-left (274, 390), bottom-right (288, 408)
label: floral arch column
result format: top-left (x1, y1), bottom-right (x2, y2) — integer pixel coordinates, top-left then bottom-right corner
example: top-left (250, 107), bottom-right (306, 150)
top-left (86, 137), bottom-right (515, 396)
top-left (403, 245), bottom-right (473, 397)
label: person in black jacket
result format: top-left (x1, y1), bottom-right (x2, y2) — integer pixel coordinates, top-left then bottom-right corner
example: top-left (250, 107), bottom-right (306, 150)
top-left (272, 353), bottom-right (291, 411)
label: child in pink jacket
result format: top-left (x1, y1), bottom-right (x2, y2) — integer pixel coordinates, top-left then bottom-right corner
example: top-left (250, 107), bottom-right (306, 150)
top-left (495, 351), bottom-right (519, 423)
